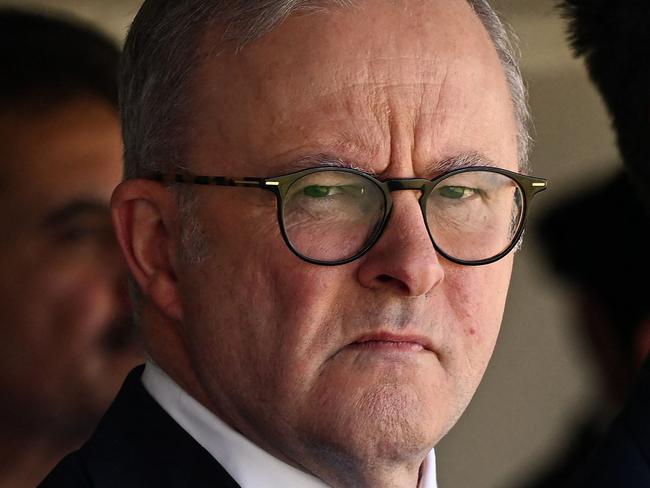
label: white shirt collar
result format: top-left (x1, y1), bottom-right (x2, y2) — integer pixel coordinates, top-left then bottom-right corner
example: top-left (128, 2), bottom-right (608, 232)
top-left (142, 361), bottom-right (438, 488)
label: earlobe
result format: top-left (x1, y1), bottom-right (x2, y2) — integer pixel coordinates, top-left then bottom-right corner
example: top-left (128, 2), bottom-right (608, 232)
top-left (111, 180), bottom-right (184, 322)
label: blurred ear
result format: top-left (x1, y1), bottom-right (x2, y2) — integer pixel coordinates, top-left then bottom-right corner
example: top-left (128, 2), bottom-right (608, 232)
top-left (111, 179), bottom-right (184, 322)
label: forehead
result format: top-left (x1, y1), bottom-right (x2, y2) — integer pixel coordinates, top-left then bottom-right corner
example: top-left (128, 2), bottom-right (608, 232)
top-left (188, 0), bottom-right (517, 175)
top-left (0, 98), bottom-right (122, 215)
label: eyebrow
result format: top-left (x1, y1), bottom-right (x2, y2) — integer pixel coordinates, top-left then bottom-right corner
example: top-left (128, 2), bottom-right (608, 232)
top-left (283, 151), bottom-right (496, 177)
top-left (281, 153), bottom-right (370, 174)
top-left (431, 153), bottom-right (497, 175)
top-left (42, 200), bottom-right (110, 228)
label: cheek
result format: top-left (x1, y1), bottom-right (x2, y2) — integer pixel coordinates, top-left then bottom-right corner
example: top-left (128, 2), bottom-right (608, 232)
top-left (0, 253), bottom-right (120, 401)
top-left (443, 256), bottom-right (512, 366)
top-left (185, 201), bottom-right (345, 358)
top-left (182, 232), bottom-right (348, 402)
top-left (7, 253), bottom-right (119, 351)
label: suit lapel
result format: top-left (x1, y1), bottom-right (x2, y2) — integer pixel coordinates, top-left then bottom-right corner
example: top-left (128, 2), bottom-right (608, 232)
top-left (80, 366), bottom-right (241, 487)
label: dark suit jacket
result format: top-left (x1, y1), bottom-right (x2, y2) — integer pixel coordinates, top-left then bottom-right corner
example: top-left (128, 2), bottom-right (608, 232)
top-left (39, 366), bottom-right (241, 487)
top-left (578, 358), bottom-right (650, 487)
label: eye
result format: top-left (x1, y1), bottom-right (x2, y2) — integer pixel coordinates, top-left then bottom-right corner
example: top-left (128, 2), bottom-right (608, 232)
top-left (437, 186), bottom-right (477, 199)
top-left (302, 185), bottom-right (351, 198)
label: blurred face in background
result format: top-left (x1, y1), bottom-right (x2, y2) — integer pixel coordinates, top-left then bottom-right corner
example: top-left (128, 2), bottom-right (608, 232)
top-left (0, 95), bottom-right (141, 440)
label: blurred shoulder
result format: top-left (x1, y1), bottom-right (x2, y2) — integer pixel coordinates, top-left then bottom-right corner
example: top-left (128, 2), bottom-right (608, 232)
top-left (580, 359), bottom-right (650, 487)
top-left (38, 451), bottom-right (91, 487)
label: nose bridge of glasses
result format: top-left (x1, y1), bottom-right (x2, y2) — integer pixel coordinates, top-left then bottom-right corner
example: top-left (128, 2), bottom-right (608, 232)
top-left (382, 179), bottom-right (431, 240)
top-left (385, 178), bottom-right (431, 193)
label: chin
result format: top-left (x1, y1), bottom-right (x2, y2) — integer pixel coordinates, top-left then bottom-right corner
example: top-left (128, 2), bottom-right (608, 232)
top-left (304, 380), bottom-right (440, 465)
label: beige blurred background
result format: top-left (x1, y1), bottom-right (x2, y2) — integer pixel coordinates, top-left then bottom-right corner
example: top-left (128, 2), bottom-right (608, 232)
top-left (0, 0), bottom-right (620, 486)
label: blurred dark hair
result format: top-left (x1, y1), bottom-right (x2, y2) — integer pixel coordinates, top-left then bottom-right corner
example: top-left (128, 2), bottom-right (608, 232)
top-left (538, 171), bottom-right (650, 351)
top-left (559, 0), bottom-right (650, 202)
top-left (0, 8), bottom-right (120, 111)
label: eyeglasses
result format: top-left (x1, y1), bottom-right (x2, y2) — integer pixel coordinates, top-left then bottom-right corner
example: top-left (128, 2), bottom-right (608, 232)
top-left (150, 166), bottom-right (548, 266)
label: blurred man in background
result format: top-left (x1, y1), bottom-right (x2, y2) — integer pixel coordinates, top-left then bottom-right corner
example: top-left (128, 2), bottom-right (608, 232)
top-left (518, 171), bottom-right (650, 487)
top-left (0, 9), bottom-right (142, 488)
top-left (557, 0), bottom-right (650, 486)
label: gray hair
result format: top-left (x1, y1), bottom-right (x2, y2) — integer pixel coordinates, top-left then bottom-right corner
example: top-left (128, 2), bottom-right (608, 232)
top-left (120, 0), bottom-right (531, 181)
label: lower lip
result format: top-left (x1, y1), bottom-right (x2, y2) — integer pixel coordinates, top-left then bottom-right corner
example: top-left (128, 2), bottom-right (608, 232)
top-left (350, 340), bottom-right (425, 352)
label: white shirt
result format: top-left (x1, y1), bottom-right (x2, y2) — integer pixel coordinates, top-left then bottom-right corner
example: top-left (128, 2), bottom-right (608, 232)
top-left (142, 361), bottom-right (438, 488)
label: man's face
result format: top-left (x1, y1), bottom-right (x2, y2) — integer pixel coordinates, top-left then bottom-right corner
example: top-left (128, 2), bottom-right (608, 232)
top-left (0, 97), bottom-right (140, 438)
top-left (171, 0), bottom-right (517, 477)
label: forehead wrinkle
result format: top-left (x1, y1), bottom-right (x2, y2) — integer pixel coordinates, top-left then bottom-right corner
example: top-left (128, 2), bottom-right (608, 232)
top-left (312, 78), bottom-right (448, 173)
top-left (228, 32), bottom-right (449, 117)
top-left (190, 0), bottom-right (517, 180)
top-left (256, 73), bottom-right (446, 177)
top-left (411, 66), bottom-right (450, 169)
top-left (259, 82), bottom-right (393, 171)
top-left (379, 75), bottom-right (449, 177)
top-left (303, 54), bottom-right (447, 102)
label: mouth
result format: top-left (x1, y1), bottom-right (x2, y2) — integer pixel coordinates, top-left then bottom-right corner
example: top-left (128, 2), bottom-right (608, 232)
top-left (347, 332), bottom-right (433, 354)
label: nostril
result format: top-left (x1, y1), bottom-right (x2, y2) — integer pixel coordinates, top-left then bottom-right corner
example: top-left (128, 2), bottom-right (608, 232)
top-left (373, 274), bottom-right (411, 295)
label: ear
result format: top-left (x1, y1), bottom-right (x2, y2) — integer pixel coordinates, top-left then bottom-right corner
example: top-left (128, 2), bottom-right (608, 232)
top-left (111, 179), bottom-right (184, 322)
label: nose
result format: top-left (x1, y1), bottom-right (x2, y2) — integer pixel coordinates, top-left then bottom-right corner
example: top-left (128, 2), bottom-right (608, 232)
top-left (356, 191), bottom-right (444, 296)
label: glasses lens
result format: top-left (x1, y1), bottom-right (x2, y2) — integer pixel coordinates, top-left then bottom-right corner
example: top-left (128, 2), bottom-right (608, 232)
top-left (283, 170), bottom-right (385, 262)
top-left (426, 170), bottom-right (524, 262)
